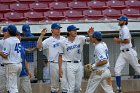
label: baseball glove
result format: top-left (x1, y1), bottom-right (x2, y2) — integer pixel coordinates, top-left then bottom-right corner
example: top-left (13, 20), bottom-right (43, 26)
top-left (84, 64), bottom-right (92, 80)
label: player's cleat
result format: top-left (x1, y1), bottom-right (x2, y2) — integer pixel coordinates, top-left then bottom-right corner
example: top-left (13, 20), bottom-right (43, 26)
top-left (116, 89), bottom-right (122, 93)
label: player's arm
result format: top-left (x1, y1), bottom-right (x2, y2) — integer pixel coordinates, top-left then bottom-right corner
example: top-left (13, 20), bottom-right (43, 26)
top-left (58, 54), bottom-right (63, 78)
top-left (95, 60), bottom-right (108, 67)
top-left (37, 28), bottom-right (47, 49)
top-left (113, 37), bottom-right (129, 44)
top-left (0, 51), bottom-right (8, 58)
top-left (25, 60), bottom-right (32, 78)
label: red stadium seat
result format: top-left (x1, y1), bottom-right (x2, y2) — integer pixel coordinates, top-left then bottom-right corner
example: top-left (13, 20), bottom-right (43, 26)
top-left (68, 1), bottom-right (88, 10)
top-left (83, 10), bottom-right (104, 20)
top-left (44, 11), bottom-right (65, 21)
top-left (122, 8), bottom-right (140, 18)
top-left (0, 4), bottom-right (11, 13)
top-left (125, 0), bottom-right (140, 9)
top-left (0, 13), bottom-right (6, 22)
top-left (4, 12), bottom-right (25, 22)
top-left (64, 10), bottom-right (84, 21)
top-left (103, 9), bottom-right (122, 19)
top-left (24, 11), bottom-right (45, 22)
top-left (10, 3), bottom-right (30, 13)
top-left (49, 2), bottom-right (69, 10)
top-left (30, 2), bottom-right (49, 12)
top-left (18, 0), bottom-right (36, 3)
top-left (106, 1), bottom-right (126, 9)
top-left (0, 0), bottom-right (17, 3)
top-left (87, 1), bottom-right (108, 10)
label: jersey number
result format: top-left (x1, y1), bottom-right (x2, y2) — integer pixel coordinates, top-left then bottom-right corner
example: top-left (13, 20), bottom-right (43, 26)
top-left (14, 43), bottom-right (21, 53)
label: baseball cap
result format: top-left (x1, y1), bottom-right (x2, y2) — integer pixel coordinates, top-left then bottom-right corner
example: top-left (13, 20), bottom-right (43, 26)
top-left (92, 31), bottom-right (102, 39)
top-left (22, 24), bottom-right (30, 32)
top-left (2, 27), bottom-right (8, 32)
top-left (51, 23), bottom-right (62, 29)
top-left (7, 24), bottom-right (17, 33)
top-left (67, 25), bottom-right (79, 32)
top-left (117, 16), bottom-right (128, 22)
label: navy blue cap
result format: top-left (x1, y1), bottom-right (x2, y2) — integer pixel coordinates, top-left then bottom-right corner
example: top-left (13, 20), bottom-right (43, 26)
top-left (67, 25), bottom-right (79, 32)
top-left (2, 27), bottom-right (8, 32)
top-left (51, 23), bottom-right (62, 29)
top-left (22, 24), bottom-right (30, 32)
top-left (92, 31), bottom-right (102, 39)
top-left (7, 24), bottom-right (17, 33)
top-left (117, 16), bottom-right (128, 22)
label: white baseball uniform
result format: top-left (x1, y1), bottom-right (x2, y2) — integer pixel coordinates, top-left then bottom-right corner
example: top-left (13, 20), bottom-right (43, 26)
top-left (59, 35), bottom-right (86, 93)
top-left (115, 25), bottom-right (140, 76)
top-left (2, 37), bottom-right (22, 93)
top-left (85, 42), bottom-right (114, 93)
top-left (42, 36), bottom-right (65, 92)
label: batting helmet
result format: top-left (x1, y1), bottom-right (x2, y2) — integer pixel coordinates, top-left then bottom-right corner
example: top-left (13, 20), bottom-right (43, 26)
top-left (7, 24), bottom-right (17, 36)
top-left (67, 25), bottom-right (79, 32)
top-left (92, 31), bottom-right (102, 40)
top-left (117, 16), bottom-right (128, 22)
top-left (51, 23), bottom-right (62, 29)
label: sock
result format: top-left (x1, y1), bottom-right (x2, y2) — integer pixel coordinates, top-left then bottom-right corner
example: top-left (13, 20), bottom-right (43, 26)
top-left (116, 76), bottom-right (121, 90)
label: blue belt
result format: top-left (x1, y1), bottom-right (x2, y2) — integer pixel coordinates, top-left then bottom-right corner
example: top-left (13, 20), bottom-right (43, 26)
top-left (121, 48), bottom-right (130, 52)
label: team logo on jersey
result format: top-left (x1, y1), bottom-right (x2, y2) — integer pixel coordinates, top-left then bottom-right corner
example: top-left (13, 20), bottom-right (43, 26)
top-left (66, 44), bottom-right (80, 51)
top-left (3, 48), bottom-right (6, 51)
top-left (53, 43), bottom-right (60, 48)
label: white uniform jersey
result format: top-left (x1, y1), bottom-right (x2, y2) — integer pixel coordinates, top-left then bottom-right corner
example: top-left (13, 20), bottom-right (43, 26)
top-left (42, 36), bottom-right (65, 62)
top-left (119, 25), bottom-right (132, 50)
top-left (60, 35), bottom-right (86, 61)
top-left (2, 37), bottom-right (22, 64)
top-left (93, 42), bottom-right (110, 70)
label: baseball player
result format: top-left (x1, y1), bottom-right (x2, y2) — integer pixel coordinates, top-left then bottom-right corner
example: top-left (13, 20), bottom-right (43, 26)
top-left (85, 31), bottom-right (114, 93)
top-left (0, 24), bottom-right (22, 93)
top-left (37, 23), bottom-right (66, 93)
top-left (16, 32), bottom-right (32, 93)
top-left (58, 25), bottom-right (93, 93)
top-left (113, 16), bottom-right (140, 93)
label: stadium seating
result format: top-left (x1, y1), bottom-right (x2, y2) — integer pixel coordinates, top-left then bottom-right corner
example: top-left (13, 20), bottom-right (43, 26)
top-left (44, 11), bottom-right (65, 21)
top-left (30, 2), bottom-right (49, 12)
top-left (0, 4), bottom-right (11, 13)
top-left (0, 13), bottom-right (6, 22)
top-left (4, 12), bottom-right (25, 22)
top-left (10, 3), bottom-right (30, 13)
top-left (0, 0), bottom-right (17, 3)
top-left (49, 2), bottom-right (69, 10)
top-left (83, 10), bottom-right (104, 20)
top-left (87, 1), bottom-right (108, 10)
top-left (106, 1), bottom-right (126, 10)
top-left (64, 10), bottom-right (84, 21)
top-left (125, 0), bottom-right (140, 9)
top-left (103, 9), bottom-right (122, 19)
top-left (0, 0), bottom-right (139, 22)
top-left (122, 8), bottom-right (140, 18)
top-left (68, 1), bottom-right (88, 10)
top-left (24, 11), bottom-right (45, 22)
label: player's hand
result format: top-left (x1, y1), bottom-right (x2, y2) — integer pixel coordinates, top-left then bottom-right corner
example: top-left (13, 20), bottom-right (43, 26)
top-left (59, 68), bottom-right (63, 78)
top-left (87, 27), bottom-right (94, 36)
top-left (40, 28), bottom-right (47, 36)
top-left (113, 37), bottom-right (120, 44)
top-left (28, 71), bottom-right (32, 78)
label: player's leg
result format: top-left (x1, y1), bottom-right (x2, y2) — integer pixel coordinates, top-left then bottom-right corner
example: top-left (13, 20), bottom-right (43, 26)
top-left (127, 49), bottom-right (140, 74)
top-left (100, 69), bottom-right (114, 93)
top-left (114, 53), bottom-right (126, 92)
top-left (20, 76), bottom-right (32, 93)
top-left (8, 63), bottom-right (22, 93)
top-left (66, 63), bottom-right (76, 93)
top-left (75, 63), bottom-right (83, 93)
top-left (49, 62), bottom-right (59, 93)
top-left (61, 62), bottom-right (68, 93)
